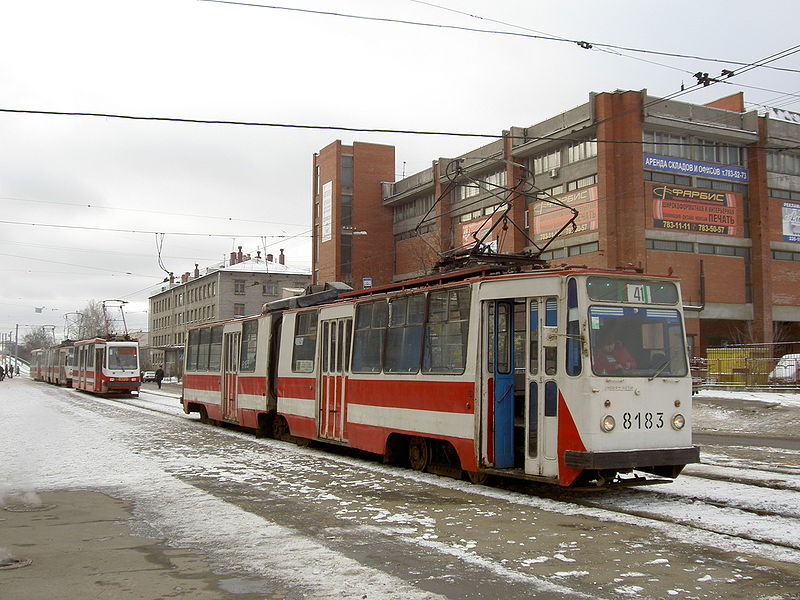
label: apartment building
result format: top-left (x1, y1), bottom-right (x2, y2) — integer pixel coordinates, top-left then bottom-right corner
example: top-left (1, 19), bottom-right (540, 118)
top-left (149, 248), bottom-right (310, 374)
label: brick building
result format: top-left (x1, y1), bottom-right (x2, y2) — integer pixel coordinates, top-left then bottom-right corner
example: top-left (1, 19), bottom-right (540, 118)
top-left (312, 89), bottom-right (800, 356)
top-left (149, 248), bottom-right (311, 375)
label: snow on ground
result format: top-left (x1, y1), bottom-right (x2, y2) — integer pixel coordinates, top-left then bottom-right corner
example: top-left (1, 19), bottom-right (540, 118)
top-left (695, 387), bottom-right (800, 408)
top-left (2, 384), bottom-right (445, 600)
top-left (4, 379), bottom-right (800, 597)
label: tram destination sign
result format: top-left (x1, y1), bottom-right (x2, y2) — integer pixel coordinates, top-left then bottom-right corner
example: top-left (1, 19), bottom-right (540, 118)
top-left (644, 153), bottom-right (748, 183)
top-left (650, 183), bottom-right (742, 236)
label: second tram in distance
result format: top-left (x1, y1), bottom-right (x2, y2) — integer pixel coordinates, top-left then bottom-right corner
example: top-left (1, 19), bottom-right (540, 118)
top-left (182, 266), bottom-right (699, 487)
top-left (31, 337), bottom-right (141, 395)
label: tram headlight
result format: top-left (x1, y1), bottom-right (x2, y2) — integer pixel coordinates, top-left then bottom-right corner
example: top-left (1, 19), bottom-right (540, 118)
top-left (671, 413), bottom-right (686, 430)
top-left (601, 415), bottom-right (616, 432)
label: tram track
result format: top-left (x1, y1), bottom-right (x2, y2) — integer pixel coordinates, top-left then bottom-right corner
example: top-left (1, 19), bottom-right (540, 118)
top-left (66, 386), bottom-right (800, 560)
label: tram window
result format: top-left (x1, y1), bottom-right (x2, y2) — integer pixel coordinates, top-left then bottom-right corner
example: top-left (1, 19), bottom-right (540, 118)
top-left (544, 381), bottom-right (558, 417)
top-left (514, 301), bottom-right (526, 371)
top-left (239, 320), bottom-right (258, 372)
top-left (487, 303), bottom-right (495, 371)
top-left (587, 277), bottom-right (678, 305)
top-left (353, 300), bottom-right (388, 373)
top-left (322, 322), bottom-right (330, 372)
top-left (197, 327), bottom-right (211, 371)
top-left (385, 294), bottom-right (425, 373)
top-left (529, 302), bottom-right (538, 374)
top-left (496, 303), bottom-right (511, 375)
top-left (589, 306), bottom-right (687, 377)
top-left (187, 329), bottom-right (199, 371)
top-left (209, 326), bottom-right (223, 371)
top-left (108, 346), bottom-right (137, 370)
top-left (344, 320), bottom-right (352, 372)
top-left (566, 279), bottom-right (582, 376)
top-left (423, 287), bottom-right (470, 374)
top-left (292, 311), bottom-right (318, 373)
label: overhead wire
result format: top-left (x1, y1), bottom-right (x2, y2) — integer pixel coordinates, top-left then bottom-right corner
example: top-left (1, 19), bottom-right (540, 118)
top-left (199, 0), bottom-right (800, 74)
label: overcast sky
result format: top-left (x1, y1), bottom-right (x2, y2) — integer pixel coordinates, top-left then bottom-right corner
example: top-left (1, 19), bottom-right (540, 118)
top-left (0, 0), bottom-right (797, 339)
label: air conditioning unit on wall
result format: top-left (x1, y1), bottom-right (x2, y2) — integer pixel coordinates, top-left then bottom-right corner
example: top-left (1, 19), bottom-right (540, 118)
top-left (548, 168), bottom-right (559, 178)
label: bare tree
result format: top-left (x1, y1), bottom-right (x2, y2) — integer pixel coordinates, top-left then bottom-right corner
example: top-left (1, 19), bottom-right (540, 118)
top-left (19, 327), bottom-right (54, 361)
top-left (78, 300), bottom-right (116, 338)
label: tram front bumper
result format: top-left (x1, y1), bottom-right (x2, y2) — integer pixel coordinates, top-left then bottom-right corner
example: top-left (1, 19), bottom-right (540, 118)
top-left (563, 446), bottom-right (700, 470)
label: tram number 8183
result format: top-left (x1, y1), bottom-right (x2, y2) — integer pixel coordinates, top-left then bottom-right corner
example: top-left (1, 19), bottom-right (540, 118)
top-left (622, 412), bottom-right (665, 430)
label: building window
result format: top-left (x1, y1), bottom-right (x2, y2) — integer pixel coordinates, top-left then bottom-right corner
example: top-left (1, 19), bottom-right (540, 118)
top-left (773, 250), bottom-right (800, 261)
top-left (393, 194), bottom-right (435, 223)
top-left (234, 280), bottom-right (245, 295)
top-left (770, 188), bottom-right (800, 201)
top-left (695, 179), bottom-right (747, 194)
top-left (532, 149), bottom-right (561, 175)
top-left (767, 151), bottom-right (800, 176)
top-left (263, 282), bottom-right (278, 295)
top-left (533, 185), bottom-right (565, 201)
top-left (566, 174), bottom-right (597, 192)
top-left (456, 169), bottom-right (506, 201)
top-left (696, 139), bottom-right (744, 166)
top-left (698, 244), bottom-right (749, 257)
top-left (233, 303), bottom-right (245, 317)
top-left (567, 242), bottom-right (599, 256)
top-left (643, 131), bottom-right (690, 158)
top-left (341, 154), bottom-right (353, 188)
top-left (645, 239), bottom-right (694, 253)
top-left (567, 139), bottom-right (597, 163)
top-left (644, 171), bottom-right (692, 185)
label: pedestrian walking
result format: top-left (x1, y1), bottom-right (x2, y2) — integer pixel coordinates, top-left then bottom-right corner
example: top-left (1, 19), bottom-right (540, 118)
top-left (155, 365), bottom-right (165, 390)
top-left (0, 365), bottom-right (5, 381)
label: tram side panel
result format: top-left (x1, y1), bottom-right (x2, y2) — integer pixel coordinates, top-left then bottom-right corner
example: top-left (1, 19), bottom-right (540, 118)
top-left (183, 315), bottom-right (276, 429)
top-left (275, 286), bottom-right (480, 473)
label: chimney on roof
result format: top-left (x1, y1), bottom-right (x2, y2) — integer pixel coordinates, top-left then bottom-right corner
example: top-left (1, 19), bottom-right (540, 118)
top-left (230, 251), bottom-right (238, 265)
top-left (266, 253), bottom-right (274, 263)
top-left (194, 263), bottom-right (200, 278)
top-left (181, 272), bottom-right (189, 283)
top-left (237, 246), bottom-right (244, 264)
top-left (279, 249), bottom-right (285, 265)
top-left (169, 272), bottom-right (175, 285)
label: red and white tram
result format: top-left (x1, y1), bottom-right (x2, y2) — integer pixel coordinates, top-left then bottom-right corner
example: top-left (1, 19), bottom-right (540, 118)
top-left (182, 267), bottom-right (699, 486)
top-left (72, 337), bottom-right (141, 394)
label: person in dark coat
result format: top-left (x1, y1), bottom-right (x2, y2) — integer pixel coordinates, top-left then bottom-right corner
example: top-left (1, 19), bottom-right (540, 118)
top-left (155, 366), bottom-right (165, 389)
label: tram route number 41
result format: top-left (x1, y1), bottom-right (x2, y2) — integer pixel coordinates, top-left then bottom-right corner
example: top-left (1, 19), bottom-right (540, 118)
top-left (623, 412), bottom-right (665, 430)
top-left (627, 283), bottom-right (652, 304)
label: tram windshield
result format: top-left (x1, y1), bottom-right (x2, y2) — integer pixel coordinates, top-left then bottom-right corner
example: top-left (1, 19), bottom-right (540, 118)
top-left (589, 306), bottom-right (687, 377)
top-left (108, 346), bottom-right (138, 370)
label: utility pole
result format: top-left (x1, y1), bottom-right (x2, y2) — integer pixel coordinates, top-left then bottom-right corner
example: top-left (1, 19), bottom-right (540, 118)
top-left (14, 323), bottom-right (19, 373)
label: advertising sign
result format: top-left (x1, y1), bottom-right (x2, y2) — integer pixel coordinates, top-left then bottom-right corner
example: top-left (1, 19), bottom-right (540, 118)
top-left (651, 183), bottom-right (741, 236)
top-left (532, 186), bottom-right (598, 242)
top-left (782, 201), bottom-right (800, 243)
top-left (644, 153), bottom-right (748, 183)
top-left (321, 181), bottom-right (332, 242)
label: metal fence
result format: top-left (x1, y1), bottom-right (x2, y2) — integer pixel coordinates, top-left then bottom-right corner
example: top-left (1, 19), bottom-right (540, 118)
top-left (695, 345), bottom-right (800, 389)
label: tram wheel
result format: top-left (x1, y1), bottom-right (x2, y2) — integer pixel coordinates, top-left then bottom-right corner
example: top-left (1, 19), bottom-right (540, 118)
top-left (408, 436), bottom-right (430, 471)
top-left (464, 470), bottom-right (489, 485)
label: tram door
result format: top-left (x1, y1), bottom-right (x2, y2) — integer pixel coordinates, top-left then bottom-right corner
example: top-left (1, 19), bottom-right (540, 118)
top-left (94, 346), bottom-right (105, 392)
top-left (490, 300), bottom-right (515, 468)
top-left (526, 297), bottom-right (559, 478)
top-left (222, 332), bottom-right (240, 422)
top-left (318, 318), bottom-right (352, 442)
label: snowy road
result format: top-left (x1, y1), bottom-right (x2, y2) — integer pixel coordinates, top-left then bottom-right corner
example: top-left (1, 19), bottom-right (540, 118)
top-left (3, 378), bottom-right (800, 599)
